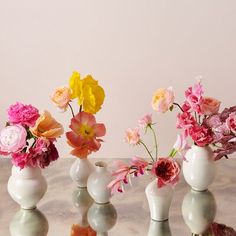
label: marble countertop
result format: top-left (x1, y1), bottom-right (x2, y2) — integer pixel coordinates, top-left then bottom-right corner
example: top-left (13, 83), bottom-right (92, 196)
top-left (0, 158), bottom-right (236, 236)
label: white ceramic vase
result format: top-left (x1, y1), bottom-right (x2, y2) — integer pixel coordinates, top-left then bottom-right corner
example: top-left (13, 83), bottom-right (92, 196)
top-left (182, 189), bottom-right (216, 234)
top-left (87, 161), bottom-right (113, 204)
top-left (148, 220), bottom-right (172, 236)
top-left (70, 158), bottom-right (95, 187)
top-left (145, 179), bottom-right (174, 221)
top-left (183, 145), bottom-right (216, 191)
top-left (9, 208), bottom-right (49, 236)
top-left (8, 165), bottom-right (47, 209)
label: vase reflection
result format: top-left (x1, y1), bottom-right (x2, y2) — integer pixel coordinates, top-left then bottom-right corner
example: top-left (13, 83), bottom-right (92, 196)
top-left (88, 202), bottom-right (117, 236)
top-left (9, 208), bottom-right (48, 236)
top-left (148, 220), bottom-right (172, 236)
top-left (182, 189), bottom-right (217, 234)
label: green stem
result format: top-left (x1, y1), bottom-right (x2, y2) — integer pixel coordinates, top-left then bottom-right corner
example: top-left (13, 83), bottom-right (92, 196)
top-left (68, 103), bottom-right (75, 118)
top-left (149, 125), bottom-right (158, 161)
top-left (140, 140), bottom-right (155, 163)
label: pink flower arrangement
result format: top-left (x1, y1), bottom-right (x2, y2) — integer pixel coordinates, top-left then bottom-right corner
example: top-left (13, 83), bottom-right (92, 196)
top-left (0, 102), bottom-right (63, 169)
top-left (173, 81), bottom-right (236, 160)
top-left (108, 113), bottom-right (182, 194)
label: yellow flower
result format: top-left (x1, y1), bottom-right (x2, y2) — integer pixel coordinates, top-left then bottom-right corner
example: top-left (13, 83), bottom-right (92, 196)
top-left (69, 71), bottom-right (105, 114)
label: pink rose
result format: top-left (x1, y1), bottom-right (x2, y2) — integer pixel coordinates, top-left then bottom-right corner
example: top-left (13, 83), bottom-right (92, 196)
top-left (176, 112), bottom-right (196, 130)
top-left (226, 112), bottom-right (236, 134)
top-left (7, 102), bottom-right (40, 127)
top-left (200, 97), bottom-right (221, 116)
top-left (138, 114), bottom-right (152, 128)
top-left (151, 87), bottom-right (174, 113)
top-left (189, 125), bottom-right (213, 147)
top-left (124, 128), bottom-right (141, 145)
top-left (151, 158), bottom-right (180, 188)
top-left (0, 125), bottom-right (27, 153)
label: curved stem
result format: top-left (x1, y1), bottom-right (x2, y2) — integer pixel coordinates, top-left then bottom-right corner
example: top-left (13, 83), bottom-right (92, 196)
top-left (149, 125), bottom-right (158, 161)
top-left (79, 105), bottom-right (82, 113)
top-left (140, 140), bottom-right (155, 163)
top-left (173, 102), bottom-right (184, 112)
top-left (68, 103), bottom-right (75, 118)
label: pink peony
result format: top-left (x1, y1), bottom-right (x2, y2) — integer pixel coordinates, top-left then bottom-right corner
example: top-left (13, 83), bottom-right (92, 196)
top-left (226, 112), bottom-right (236, 134)
top-left (151, 87), bottom-right (174, 113)
top-left (151, 158), bottom-right (180, 188)
top-left (11, 152), bottom-right (29, 169)
top-left (7, 102), bottom-right (40, 127)
top-left (189, 125), bottom-right (213, 147)
top-left (201, 97), bottom-right (221, 116)
top-left (138, 114), bottom-right (152, 128)
top-left (124, 128), bottom-right (141, 145)
top-left (0, 125), bottom-right (27, 154)
top-left (176, 112), bottom-right (196, 130)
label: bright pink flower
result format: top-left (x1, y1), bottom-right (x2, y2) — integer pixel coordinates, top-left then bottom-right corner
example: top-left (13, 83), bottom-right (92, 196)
top-left (138, 114), bottom-right (152, 128)
top-left (0, 125), bottom-right (27, 154)
top-left (226, 112), bottom-right (236, 134)
top-left (201, 97), bottom-right (221, 116)
top-left (189, 125), bottom-right (213, 147)
top-left (66, 111), bottom-right (106, 158)
top-left (176, 112), bottom-right (196, 130)
top-left (124, 128), bottom-right (141, 145)
top-left (7, 102), bottom-right (40, 127)
top-left (131, 156), bottom-right (149, 175)
top-left (11, 152), bottom-right (29, 169)
top-left (151, 158), bottom-right (180, 188)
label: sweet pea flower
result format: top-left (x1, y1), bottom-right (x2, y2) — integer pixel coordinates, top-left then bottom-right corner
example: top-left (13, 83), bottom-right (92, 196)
top-left (51, 86), bottom-right (71, 111)
top-left (176, 112), bottom-right (196, 130)
top-left (0, 125), bottom-right (27, 154)
top-left (30, 110), bottom-right (64, 139)
top-left (7, 102), bottom-right (40, 127)
top-left (124, 128), bottom-right (141, 145)
top-left (226, 112), bottom-right (236, 134)
top-left (200, 97), bottom-right (221, 116)
top-left (138, 114), bottom-right (152, 129)
top-left (131, 156), bottom-right (149, 175)
top-left (151, 87), bottom-right (174, 113)
top-left (151, 158), bottom-right (180, 188)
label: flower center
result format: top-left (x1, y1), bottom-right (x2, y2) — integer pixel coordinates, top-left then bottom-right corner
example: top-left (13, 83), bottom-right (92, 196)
top-left (79, 124), bottom-right (94, 139)
top-left (155, 163), bottom-right (168, 177)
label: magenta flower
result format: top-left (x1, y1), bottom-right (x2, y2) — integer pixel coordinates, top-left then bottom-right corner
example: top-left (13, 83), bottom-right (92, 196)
top-left (176, 112), bottom-right (196, 130)
top-left (138, 114), bottom-right (152, 129)
top-left (124, 128), bottom-right (141, 145)
top-left (151, 158), bottom-right (180, 188)
top-left (11, 152), bottom-right (29, 170)
top-left (7, 102), bottom-right (40, 127)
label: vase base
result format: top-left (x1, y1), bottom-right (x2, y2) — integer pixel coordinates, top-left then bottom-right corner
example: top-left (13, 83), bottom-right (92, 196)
top-left (151, 218), bottom-right (169, 222)
top-left (21, 206), bottom-right (37, 210)
top-left (191, 187), bottom-right (208, 192)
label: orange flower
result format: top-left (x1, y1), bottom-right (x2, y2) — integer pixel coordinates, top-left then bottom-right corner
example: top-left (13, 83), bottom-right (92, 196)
top-left (71, 224), bottom-right (96, 236)
top-left (30, 110), bottom-right (64, 139)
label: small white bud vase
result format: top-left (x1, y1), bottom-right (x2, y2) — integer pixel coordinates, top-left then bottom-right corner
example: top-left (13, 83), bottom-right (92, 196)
top-left (183, 145), bottom-right (216, 191)
top-left (70, 158), bottom-right (95, 187)
top-left (145, 179), bottom-right (174, 221)
top-left (182, 189), bottom-right (216, 234)
top-left (7, 165), bottom-right (47, 209)
top-left (148, 220), bottom-right (172, 236)
top-left (87, 161), bottom-right (113, 204)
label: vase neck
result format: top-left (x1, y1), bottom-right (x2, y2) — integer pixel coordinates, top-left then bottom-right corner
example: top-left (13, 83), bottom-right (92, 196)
top-left (95, 161), bottom-right (107, 173)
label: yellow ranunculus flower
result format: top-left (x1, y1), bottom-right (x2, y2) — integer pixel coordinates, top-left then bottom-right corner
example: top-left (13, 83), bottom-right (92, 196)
top-left (69, 71), bottom-right (105, 114)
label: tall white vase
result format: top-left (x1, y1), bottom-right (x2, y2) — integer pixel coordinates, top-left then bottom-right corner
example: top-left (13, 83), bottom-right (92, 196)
top-left (145, 179), bottom-right (174, 221)
top-left (148, 220), bottom-right (172, 236)
top-left (8, 165), bottom-right (47, 209)
top-left (183, 145), bottom-right (216, 191)
top-left (87, 161), bottom-right (113, 204)
top-left (70, 158), bottom-right (95, 187)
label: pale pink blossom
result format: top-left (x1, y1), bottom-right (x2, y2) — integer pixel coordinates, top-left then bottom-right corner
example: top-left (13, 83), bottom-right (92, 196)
top-left (131, 156), bottom-right (149, 175)
top-left (124, 128), bottom-right (141, 145)
top-left (0, 125), bottom-right (27, 154)
top-left (138, 114), bottom-right (152, 128)
top-left (172, 134), bottom-right (190, 159)
top-left (107, 179), bottom-right (124, 194)
top-left (200, 97), bottom-right (221, 116)
top-left (151, 87), bottom-right (174, 113)
top-left (226, 112), bottom-right (236, 134)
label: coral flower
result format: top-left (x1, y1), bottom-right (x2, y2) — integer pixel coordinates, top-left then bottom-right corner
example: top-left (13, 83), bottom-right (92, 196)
top-left (66, 111), bottom-right (106, 158)
top-left (30, 110), bottom-right (64, 139)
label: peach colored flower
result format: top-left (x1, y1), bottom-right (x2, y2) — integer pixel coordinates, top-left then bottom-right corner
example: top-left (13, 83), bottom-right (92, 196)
top-left (30, 110), bottom-right (64, 139)
top-left (124, 128), bottom-right (141, 145)
top-left (51, 87), bottom-right (71, 111)
top-left (66, 111), bottom-right (106, 158)
top-left (201, 97), bottom-right (221, 116)
top-left (151, 87), bottom-right (174, 113)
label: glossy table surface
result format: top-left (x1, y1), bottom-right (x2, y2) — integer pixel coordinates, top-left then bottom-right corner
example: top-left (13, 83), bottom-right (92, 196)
top-left (0, 158), bottom-right (236, 236)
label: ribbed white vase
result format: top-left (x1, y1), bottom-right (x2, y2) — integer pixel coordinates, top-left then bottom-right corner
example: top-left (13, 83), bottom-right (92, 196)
top-left (183, 145), bottom-right (216, 191)
top-left (8, 165), bottom-right (47, 209)
top-left (70, 158), bottom-right (95, 187)
top-left (145, 180), bottom-right (174, 221)
top-left (87, 161), bottom-right (113, 204)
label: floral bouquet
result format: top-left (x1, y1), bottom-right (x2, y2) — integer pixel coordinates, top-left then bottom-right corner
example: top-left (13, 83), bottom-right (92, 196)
top-left (51, 71), bottom-right (106, 158)
top-left (0, 102), bottom-right (63, 169)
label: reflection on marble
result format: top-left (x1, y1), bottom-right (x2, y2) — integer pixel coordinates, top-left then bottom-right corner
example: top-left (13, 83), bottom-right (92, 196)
top-left (9, 208), bottom-right (48, 236)
top-left (182, 189), bottom-right (216, 234)
top-left (148, 220), bottom-right (172, 236)
top-left (88, 202), bottom-right (117, 235)
top-left (72, 187), bottom-right (94, 227)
